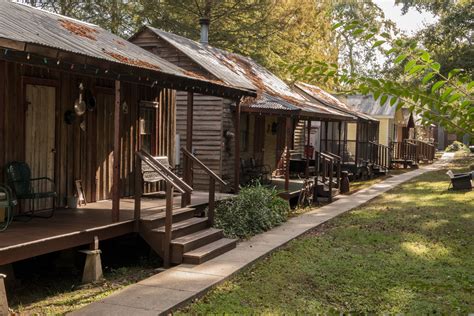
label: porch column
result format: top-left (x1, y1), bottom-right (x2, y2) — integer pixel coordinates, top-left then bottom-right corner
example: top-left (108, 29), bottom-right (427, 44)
top-left (182, 91), bottom-right (193, 207)
top-left (285, 117), bottom-right (292, 191)
top-left (324, 121), bottom-right (329, 151)
top-left (355, 122), bottom-right (360, 165)
top-left (305, 120), bottom-right (311, 178)
top-left (112, 80), bottom-right (121, 222)
top-left (338, 121), bottom-right (342, 156)
top-left (234, 99), bottom-right (241, 193)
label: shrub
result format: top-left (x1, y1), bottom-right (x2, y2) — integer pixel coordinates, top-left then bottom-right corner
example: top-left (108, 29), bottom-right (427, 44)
top-left (213, 184), bottom-right (289, 239)
top-left (445, 141), bottom-right (470, 153)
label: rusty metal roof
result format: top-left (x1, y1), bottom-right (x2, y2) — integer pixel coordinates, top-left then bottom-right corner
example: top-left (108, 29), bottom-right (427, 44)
top-left (344, 94), bottom-right (399, 118)
top-left (144, 27), bottom-right (352, 120)
top-left (0, 1), bottom-right (255, 96)
top-left (295, 82), bottom-right (378, 122)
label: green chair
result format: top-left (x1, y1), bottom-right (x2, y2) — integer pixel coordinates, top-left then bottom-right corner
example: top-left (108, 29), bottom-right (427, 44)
top-left (5, 161), bottom-right (57, 218)
top-left (0, 184), bottom-right (16, 231)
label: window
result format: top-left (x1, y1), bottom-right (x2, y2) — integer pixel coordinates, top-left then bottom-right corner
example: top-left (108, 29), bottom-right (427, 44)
top-left (240, 114), bottom-right (249, 152)
top-left (139, 101), bottom-right (159, 154)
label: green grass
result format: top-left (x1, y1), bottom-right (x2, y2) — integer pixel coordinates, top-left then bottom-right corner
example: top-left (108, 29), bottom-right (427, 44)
top-left (12, 262), bottom-right (158, 315)
top-left (178, 157), bottom-right (474, 314)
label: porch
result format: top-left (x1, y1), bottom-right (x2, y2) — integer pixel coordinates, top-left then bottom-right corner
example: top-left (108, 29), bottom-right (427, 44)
top-left (0, 191), bottom-right (233, 266)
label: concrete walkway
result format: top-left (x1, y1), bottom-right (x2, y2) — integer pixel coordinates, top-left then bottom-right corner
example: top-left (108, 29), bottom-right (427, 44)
top-left (73, 163), bottom-right (443, 316)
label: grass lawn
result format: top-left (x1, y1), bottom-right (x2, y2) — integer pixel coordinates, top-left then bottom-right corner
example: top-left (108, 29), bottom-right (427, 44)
top-left (11, 256), bottom-right (158, 315)
top-left (178, 157), bottom-right (474, 314)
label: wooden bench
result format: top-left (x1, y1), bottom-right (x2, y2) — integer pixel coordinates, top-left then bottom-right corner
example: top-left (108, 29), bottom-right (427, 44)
top-left (446, 170), bottom-right (472, 190)
top-left (142, 156), bottom-right (173, 183)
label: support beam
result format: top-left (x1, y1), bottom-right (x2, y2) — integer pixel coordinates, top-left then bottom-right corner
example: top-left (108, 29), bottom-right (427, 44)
top-left (134, 155), bottom-right (142, 232)
top-left (80, 236), bottom-right (103, 283)
top-left (338, 121), bottom-right (342, 157)
top-left (285, 117), bottom-right (292, 191)
top-left (112, 80), bottom-right (121, 223)
top-left (305, 120), bottom-right (311, 178)
top-left (182, 92), bottom-right (193, 207)
top-left (234, 99), bottom-right (241, 193)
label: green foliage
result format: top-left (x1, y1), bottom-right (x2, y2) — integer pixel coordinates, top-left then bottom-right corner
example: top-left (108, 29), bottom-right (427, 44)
top-left (445, 141), bottom-right (470, 153)
top-left (214, 184), bottom-right (289, 239)
top-left (179, 158), bottom-right (474, 314)
top-left (303, 19), bottom-right (474, 136)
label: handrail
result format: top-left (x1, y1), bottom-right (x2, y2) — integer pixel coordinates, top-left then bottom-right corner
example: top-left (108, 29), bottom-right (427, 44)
top-left (323, 151), bottom-right (341, 160)
top-left (137, 150), bottom-right (193, 194)
top-left (181, 148), bottom-right (228, 187)
top-left (134, 149), bottom-right (193, 268)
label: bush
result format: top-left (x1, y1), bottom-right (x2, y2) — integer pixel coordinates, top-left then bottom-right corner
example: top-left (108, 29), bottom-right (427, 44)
top-left (445, 141), bottom-right (470, 153)
top-left (213, 184), bottom-right (289, 239)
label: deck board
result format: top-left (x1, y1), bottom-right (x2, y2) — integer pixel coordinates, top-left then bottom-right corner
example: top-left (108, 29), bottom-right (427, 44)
top-left (0, 191), bottom-right (233, 265)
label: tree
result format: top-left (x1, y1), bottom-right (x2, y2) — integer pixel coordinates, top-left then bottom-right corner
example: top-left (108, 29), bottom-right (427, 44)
top-left (301, 19), bottom-right (473, 136)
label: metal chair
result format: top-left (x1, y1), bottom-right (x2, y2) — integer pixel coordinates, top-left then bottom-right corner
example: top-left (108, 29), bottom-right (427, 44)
top-left (0, 184), bottom-right (16, 231)
top-left (5, 161), bottom-right (57, 218)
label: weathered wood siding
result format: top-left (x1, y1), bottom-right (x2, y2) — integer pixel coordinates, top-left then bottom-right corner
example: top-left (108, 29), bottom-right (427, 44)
top-left (131, 29), bottom-right (233, 192)
top-left (0, 60), bottom-right (175, 207)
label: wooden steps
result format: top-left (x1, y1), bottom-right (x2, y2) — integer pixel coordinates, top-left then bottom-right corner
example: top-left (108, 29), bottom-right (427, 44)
top-left (140, 207), bottom-right (236, 265)
top-left (153, 217), bottom-right (208, 239)
top-left (183, 238), bottom-right (237, 264)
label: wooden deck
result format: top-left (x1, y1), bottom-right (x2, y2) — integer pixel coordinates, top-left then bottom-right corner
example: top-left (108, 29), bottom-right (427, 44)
top-left (0, 191), bottom-right (233, 266)
top-left (271, 178), bottom-right (305, 199)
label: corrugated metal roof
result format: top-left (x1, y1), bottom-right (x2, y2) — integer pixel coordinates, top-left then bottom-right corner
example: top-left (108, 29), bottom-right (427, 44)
top-left (145, 27), bottom-right (353, 120)
top-left (295, 82), bottom-right (378, 122)
top-left (0, 1), bottom-right (255, 95)
top-left (145, 27), bottom-right (255, 92)
top-left (344, 94), bottom-right (398, 117)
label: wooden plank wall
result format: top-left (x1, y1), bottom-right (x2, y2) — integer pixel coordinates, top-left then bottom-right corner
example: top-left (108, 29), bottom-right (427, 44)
top-left (131, 29), bottom-right (232, 192)
top-left (176, 92), bottom-right (225, 191)
top-left (0, 59), bottom-right (175, 207)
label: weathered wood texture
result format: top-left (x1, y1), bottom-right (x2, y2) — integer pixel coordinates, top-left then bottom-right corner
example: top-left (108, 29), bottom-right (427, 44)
top-left (0, 60), bottom-right (175, 207)
top-left (131, 30), bottom-right (233, 192)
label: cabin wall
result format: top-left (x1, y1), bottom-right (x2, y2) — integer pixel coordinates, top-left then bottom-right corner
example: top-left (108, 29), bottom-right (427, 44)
top-left (176, 92), bottom-right (226, 191)
top-left (0, 59), bottom-right (175, 207)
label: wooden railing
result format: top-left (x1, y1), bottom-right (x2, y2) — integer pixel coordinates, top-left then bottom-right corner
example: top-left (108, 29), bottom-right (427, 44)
top-left (314, 151), bottom-right (335, 203)
top-left (414, 139), bottom-right (436, 162)
top-left (368, 141), bottom-right (391, 170)
top-left (391, 140), bottom-right (418, 163)
top-left (323, 151), bottom-right (342, 190)
top-left (181, 148), bottom-right (228, 226)
top-left (134, 149), bottom-right (192, 268)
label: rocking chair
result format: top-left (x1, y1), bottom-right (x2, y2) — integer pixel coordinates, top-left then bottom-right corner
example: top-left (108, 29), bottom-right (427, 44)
top-left (5, 161), bottom-right (57, 218)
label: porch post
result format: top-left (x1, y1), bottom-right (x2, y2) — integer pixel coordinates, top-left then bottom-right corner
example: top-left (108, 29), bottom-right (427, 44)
top-left (305, 120), bottom-right (311, 178)
top-left (285, 117), bottom-right (291, 191)
top-left (112, 80), bottom-right (121, 222)
top-left (234, 99), bottom-right (241, 193)
top-left (182, 91), bottom-right (193, 207)
top-left (0, 274), bottom-right (7, 315)
top-left (355, 122), bottom-right (360, 166)
top-left (338, 121), bottom-right (342, 156)
top-left (324, 121), bottom-right (329, 151)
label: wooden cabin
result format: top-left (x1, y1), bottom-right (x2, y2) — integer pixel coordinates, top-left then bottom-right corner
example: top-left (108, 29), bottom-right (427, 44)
top-left (130, 27), bottom-right (354, 201)
top-left (295, 83), bottom-right (389, 178)
top-left (342, 94), bottom-right (435, 167)
top-left (0, 1), bottom-right (256, 290)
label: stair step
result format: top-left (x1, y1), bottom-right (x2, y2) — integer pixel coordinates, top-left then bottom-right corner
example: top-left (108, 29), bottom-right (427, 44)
top-left (172, 228), bottom-right (224, 253)
top-left (152, 217), bottom-right (209, 239)
top-left (140, 207), bottom-right (195, 222)
top-left (183, 238), bottom-right (237, 265)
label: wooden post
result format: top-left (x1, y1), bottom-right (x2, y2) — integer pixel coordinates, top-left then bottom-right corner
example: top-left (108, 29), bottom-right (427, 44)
top-left (208, 177), bottom-right (215, 226)
top-left (324, 121), bottom-right (329, 151)
top-left (134, 155), bottom-right (142, 232)
top-left (284, 117), bottom-right (291, 192)
top-left (0, 274), bottom-right (7, 316)
top-left (112, 80), bottom-right (121, 223)
top-left (182, 92), bottom-right (193, 207)
top-left (234, 99), bottom-right (241, 193)
top-left (305, 120), bottom-right (311, 178)
top-left (163, 183), bottom-right (174, 268)
top-left (338, 121), bottom-right (342, 157)
top-left (355, 122), bottom-right (359, 167)
top-left (328, 158), bottom-right (333, 202)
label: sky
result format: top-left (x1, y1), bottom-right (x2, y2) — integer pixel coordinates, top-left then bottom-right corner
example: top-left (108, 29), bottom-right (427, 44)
top-left (374, 0), bottom-right (438, 34)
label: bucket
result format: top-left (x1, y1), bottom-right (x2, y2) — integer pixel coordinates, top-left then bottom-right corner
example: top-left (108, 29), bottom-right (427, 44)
top-left (67, 196), bottom-right (78, 209)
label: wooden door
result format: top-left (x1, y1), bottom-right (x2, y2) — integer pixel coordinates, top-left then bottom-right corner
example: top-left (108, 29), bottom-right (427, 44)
top-left (95, 93), bottom-right (115, 201)
top-left (25, 84), bottom-right (56, 209)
